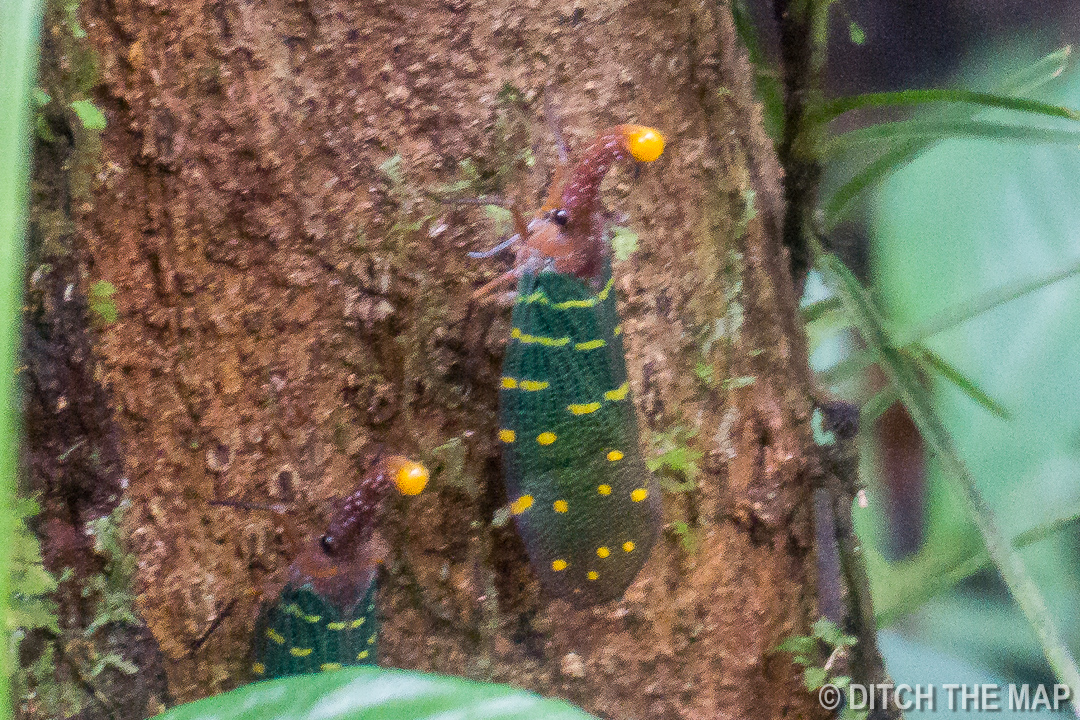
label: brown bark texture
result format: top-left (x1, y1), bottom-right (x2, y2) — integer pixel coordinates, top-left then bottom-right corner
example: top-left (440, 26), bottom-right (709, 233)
top-left (69, 0), bottom-right (825, 716)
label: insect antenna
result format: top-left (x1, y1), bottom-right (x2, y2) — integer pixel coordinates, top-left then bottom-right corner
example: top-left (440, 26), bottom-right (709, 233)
top-left (542, 89), bottom-right (570, 165)
top-left (466, 233), bottom-right (521, 259)
top-left (208, 499), bottom-right (289, 514)
top-left (421, 190), bottom-right (509, 208)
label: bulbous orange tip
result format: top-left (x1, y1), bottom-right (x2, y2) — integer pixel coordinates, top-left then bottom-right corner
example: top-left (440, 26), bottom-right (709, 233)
top-left (623, 125), bottom-right (665, 163)
top-left (385, 456), bottom-right (429, 495)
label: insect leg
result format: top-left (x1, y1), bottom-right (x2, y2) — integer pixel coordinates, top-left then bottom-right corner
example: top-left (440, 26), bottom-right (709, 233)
top-left (466, 233), bottom-right (522, 259)
top-left (471, 267), bottom-right (522, 303)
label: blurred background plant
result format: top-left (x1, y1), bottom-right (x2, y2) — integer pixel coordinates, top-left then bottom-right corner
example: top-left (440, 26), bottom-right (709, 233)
top-left (734, 0), bottom-right (1080, 710)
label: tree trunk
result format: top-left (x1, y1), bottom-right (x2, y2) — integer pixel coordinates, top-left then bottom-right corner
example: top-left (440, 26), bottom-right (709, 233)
top-left (71, 0), bottom-right (825, 716)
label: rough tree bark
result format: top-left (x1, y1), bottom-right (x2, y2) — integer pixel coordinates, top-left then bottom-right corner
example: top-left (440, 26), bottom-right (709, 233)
top-left (57, 0), bottom-right (829, 717)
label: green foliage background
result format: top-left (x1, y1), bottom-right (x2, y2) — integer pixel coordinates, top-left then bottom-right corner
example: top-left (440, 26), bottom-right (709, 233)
top-left (810, 41), bottom-right (1080, 705)
top-left (865, 49), bottom-right (1080, 677)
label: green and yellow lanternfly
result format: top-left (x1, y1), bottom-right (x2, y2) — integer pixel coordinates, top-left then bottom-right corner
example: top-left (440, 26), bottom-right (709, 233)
top-left (476, 124), bottom-right (665, 605)
top-left (251, 456), bottom-right (427, 679)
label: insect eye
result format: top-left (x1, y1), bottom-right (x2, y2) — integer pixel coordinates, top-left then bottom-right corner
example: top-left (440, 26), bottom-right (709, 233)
top-left (320, 535), bottom-right (336, 555)
top-left (553, 209), bottom-right (569, 226)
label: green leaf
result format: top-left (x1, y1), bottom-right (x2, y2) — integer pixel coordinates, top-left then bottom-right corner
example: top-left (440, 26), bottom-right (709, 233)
top-left (63, 0), bottom-right (86, 38)
top-left (646, 446), bottom-right (702, 480)
top-left (775, 635), bottom-right (817, 655)
top-left (32, 88), bottom-right (50, 107)
top-left (819, 89), bottom-right (1080, 124)
top-left (848, 22), bottom-right (865, 46)
top-left (859, 387), bottom-right (898, 427)
top-left (803, 666), bottom-right (828, 691)
top-left (801, 296), bottom-right (843, 325)
top-left (669, 520), bottom-right (698, 552)
top-left (693, 362), bottom-right (713, 385)
top-left (905, 344), bottom-right (1010, 420)
top-left (825, 119), bottom-right (1080, 157)
top-left (150, 666), bottom-right (601, 720)
top-left (610, 225), bottom-right (638, 262)
top-left (822, 48), bottom-right (1073, 226)
top-left (378, 154), bottom-right (404, 186)
top-left (811, 617), bottom-right (843, 645)
top-left (11, 564), bottom-right (56, 598)
top-left (875, 503), bottom-right (1080, 627)
top-left (822, 142), bottom-right (922, 229)
top-left (88, 279), bottom-right (117, 325)
top-left (69, 99), bottom-right (106, 130)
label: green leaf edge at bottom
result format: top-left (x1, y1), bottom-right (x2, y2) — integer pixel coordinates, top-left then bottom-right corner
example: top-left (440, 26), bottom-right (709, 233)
top-left (151, 666), bottom-right (600, 720)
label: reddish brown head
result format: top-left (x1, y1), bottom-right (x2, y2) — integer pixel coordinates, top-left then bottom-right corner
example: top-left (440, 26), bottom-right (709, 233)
top-left (288, 456), bottom-right (428, 609)
top-left (471, 124), bottom-right (664, 300)
top-left (538, 124), bottom-right (665, 279)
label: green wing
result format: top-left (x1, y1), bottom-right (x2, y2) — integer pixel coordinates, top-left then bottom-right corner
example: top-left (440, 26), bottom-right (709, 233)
top-left (499, 266), bottom-right (660, 605)
top-left (252, 579), bottom-right (379, 679)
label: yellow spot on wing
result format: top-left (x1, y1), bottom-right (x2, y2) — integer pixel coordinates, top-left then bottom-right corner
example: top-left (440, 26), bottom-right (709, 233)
top-left (537, 432), bottom-right (557, 445)
top-left (266, 629), bottom-right (285, 644)
top-left (596, 547), bottom-right (610, 558)
top-left (607, 450), bottom-right (624, 462)
top-left (605, 382), bottom-right (629, 401)
top-left (553, 499), bottom-right (568, 513)
top-left (501, 377), bottom-right (518, 389)
top-left (613, 324), bottom-right (623, 336)
top-left (350, 617), bottom-right (366, 628)
top-left (321, 663), bottom-right (343, 672)
top-left (587, 571), bottom-right (599, 580)
top-left (499, 429), bottom-right (516, 443)
top-left (519, 380), bottom-right (550, 391)
top-left (367, 635), bottom-right (377, 645)
top-left (519, 290), bottom-right (546, 304)
top-left (284, 603), bottom-right (320, 622)
top-left (511, 495), bottom-right (534, 514)
top-left (253, 662), bottom-right (265, 675)
top-left (623, 541), bottom-right (635, 552)
top-left (511, 328), bottom-right (570, 346)
top-left (631, 488), bottom-right (648, 502)
top-left (517, 277), bottom-right (615, 309)
top-left (290, 647), bottom-right (313, 657)
top-left (358, 650), bottom-right (370, 660)
top-left (575, 339), bottom-right (606, 351)
top-left (568, 402), bottom-right (601, 415)
top-left (552, 559), bottom-right (568, 571)
top-left (597, 484), bottom-right (612, 495)
top-left (326, 621), bottom-right (346, 631)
